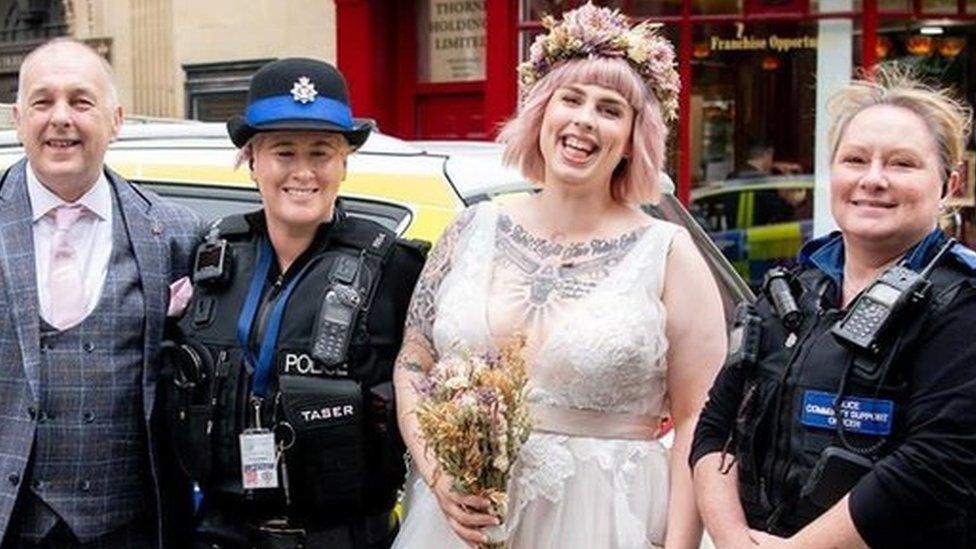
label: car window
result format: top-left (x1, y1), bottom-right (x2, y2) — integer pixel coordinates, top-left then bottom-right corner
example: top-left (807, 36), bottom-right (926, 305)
top-left (691, 192), bottom-right (739, 231)
top-left (139, 181), bottom-right (413, 235)
top-left (753, 188), bottom-right (812, 226)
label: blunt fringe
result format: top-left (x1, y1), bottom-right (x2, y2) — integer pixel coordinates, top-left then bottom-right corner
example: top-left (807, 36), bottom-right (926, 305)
top-left (497, 57), bottom-right (668, 204)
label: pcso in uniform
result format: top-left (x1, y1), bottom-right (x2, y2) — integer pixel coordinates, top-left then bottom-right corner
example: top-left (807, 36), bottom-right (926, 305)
top-left (160, 58), bottom-right (425, 549)
top-left (691, 69), bottom-right (976, 548)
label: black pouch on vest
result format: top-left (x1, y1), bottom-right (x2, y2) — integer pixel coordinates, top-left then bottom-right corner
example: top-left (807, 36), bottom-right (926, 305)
top-left (160, 339), bottom-right (215, 482)
top-left (278, 375), bottom-right (366, 518)
top-left (800, 446), bottom-right (873, 510)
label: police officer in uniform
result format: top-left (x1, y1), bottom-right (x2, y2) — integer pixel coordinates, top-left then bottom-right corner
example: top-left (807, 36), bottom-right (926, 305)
top-left (691, 71), bottom-right (976, 548)
top-left (160, 58), bottom-right (425, 548)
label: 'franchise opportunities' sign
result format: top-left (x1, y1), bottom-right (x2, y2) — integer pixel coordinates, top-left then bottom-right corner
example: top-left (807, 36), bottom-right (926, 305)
top-left (424, 0), bottom-right (485, 82)
top-left (710, 34), bottom-right (818, 53)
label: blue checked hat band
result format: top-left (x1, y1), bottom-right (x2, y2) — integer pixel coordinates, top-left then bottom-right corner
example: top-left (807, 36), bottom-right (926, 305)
top-left (244, 94), bottom-right (354, 129)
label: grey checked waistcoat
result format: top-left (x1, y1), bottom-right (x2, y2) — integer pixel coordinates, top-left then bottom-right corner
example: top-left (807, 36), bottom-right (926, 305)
top-left (18, 192), bottom-right (150, 543)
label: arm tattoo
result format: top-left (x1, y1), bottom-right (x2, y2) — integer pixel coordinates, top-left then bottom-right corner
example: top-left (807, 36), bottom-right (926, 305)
top-left (398, 360), bottom-right (426, 374)
top-left (401, 207), bottom-right (477, 356)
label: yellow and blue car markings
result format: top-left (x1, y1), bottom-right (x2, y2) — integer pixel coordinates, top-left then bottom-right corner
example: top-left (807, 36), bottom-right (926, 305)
top-left (693, 178), bottom-right (814, 287)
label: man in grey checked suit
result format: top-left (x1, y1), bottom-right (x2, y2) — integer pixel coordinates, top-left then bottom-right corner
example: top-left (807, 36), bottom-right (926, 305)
top-left (0, 39), bottom-right (203, 548)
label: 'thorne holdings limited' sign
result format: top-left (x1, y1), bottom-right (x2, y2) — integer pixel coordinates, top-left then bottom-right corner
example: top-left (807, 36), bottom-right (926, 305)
top-left (422, 0), bottom-right (485, 83)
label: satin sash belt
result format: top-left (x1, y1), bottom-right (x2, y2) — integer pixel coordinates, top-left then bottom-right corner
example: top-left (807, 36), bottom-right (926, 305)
top-left (530, 403), bottom-right (662, 440)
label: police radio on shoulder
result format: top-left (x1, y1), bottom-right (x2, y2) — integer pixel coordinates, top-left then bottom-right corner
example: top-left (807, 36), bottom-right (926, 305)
top-left (311, 255), bottom-right (364, 369)
top-left (832, 238), bottom-right (956, 354)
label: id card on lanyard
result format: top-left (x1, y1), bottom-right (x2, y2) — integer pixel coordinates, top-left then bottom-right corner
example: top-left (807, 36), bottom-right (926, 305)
top-left (240, 429), bottom-right (278, 490)
top-left (235, 237), bottom-right (304, 490)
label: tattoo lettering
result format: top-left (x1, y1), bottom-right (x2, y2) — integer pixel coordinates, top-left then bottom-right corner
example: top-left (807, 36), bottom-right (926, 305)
top-left (494, 213), bottom-right (649, 328)
top-left (496, 213), bottom-right (643, 264)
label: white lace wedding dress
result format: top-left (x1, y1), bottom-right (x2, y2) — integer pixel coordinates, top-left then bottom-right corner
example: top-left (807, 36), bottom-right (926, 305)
top-left (393, 202), bottom-right (679, 549)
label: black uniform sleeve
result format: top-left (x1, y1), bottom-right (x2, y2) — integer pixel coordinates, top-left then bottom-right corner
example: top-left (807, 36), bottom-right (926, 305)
top-left (848, 286), bottom-right (976, 547)
top-left (690, 362), bottom-right (748, 468)
top-left (385, 241), bottom-right (427, 337)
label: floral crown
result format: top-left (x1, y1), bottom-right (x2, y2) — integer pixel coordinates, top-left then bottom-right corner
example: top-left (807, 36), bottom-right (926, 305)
top-left (517, 2), bottom-right (680, 122)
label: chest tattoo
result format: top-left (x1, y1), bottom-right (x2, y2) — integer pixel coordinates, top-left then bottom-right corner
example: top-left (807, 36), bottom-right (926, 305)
top-left (494, 214), bottom-right (648, 324)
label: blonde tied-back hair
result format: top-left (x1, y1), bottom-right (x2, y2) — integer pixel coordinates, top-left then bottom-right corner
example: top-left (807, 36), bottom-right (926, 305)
top-left (233, 132), bottom-right (352, 170)
top-left (497, 57), bottom-right (668, 205)
top-left (827, 66), bottom-right (973, 181)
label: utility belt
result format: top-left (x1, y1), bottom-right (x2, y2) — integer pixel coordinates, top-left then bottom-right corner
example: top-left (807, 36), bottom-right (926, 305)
top-left (247, 511), bottom-right (397, 549)
top-left (162, 341), bottom-right (401, 519)
top-left (193, 494), bottom-right (397, 549)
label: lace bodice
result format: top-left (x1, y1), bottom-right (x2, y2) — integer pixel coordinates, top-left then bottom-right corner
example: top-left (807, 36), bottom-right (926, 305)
top-left (432, 202), bottom-right (679, 417)
top-left (397, 202), bottom-right (678, 548)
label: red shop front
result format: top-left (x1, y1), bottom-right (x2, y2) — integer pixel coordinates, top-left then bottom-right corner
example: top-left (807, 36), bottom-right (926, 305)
top-left (336, 0), bottom-right (976, 206)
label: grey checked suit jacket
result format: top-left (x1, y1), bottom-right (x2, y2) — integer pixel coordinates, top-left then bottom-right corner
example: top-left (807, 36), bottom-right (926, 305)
top-left (0, 158), bottom-right (205, 547)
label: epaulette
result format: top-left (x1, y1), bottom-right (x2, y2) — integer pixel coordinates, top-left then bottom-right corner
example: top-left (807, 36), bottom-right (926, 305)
top-left (947, 242), bottom-right (976, 275)
top-left (396, 237), bottom-right (431, 259)
top-left (331, 216), bottom-right (398, 262)
top-left (211, 214), bottom-right (251, 239)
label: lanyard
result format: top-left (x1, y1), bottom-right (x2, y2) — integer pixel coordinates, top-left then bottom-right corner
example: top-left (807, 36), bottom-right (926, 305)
top-left (236, 237), bottom-right (304, 398)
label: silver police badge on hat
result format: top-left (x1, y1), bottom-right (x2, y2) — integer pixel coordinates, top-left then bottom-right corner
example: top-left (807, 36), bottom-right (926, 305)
top-left (290, 76), bottom-right (317, 104)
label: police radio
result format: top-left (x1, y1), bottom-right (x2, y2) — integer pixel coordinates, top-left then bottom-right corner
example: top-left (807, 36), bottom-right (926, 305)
top-left (311, 256), bottom-right (364, 369)
top-left (832, 239), bottom-right (955, 355)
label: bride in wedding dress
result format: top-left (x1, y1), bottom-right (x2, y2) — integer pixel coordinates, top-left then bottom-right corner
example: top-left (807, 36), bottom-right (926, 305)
top-left (390, 5), bottom-right (727, 548)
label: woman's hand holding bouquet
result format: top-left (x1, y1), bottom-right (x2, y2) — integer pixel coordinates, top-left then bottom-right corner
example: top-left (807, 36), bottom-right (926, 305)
top-left (414, 336), bottom-right (532, 548)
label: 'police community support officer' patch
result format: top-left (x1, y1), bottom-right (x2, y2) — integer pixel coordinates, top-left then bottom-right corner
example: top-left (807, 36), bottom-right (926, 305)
top-left (800, 390), bottom-right (894, 436)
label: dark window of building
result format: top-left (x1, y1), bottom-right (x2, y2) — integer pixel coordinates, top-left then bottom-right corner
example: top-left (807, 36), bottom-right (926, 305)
top-left (0, 0), bottom-right (68, 103)
top-left (690, 21), bottom-right (817, 186)
top-left (183, 59), bottom-right (272, 122)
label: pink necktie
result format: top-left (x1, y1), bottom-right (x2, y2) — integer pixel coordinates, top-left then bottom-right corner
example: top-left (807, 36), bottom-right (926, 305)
top-left (48, 204), bottom-right (87, 330)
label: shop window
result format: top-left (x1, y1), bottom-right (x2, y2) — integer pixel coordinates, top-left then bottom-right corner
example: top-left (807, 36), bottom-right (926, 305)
top-left (867, 23), bottom-right (972, 95)
top-left (522, 0), bottom-right (583, 21)
top-left (877, 0), bottom-right (908, 11)
top-left (693, 0), bottom-right (741, 14)
top-left (627, 0), bottom-right (681, 16)
top-left (689, 20), bottom-right (818, 284)
top-left (521, 1), bottom-right (679, 19)
top-left (922, 0), bottom-right (958, 13)
top-left (689, 21), bottom-right (816, 187)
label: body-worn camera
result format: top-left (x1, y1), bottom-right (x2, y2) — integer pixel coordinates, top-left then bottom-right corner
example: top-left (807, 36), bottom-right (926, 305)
top-left (726, 303), bottom-right (762, 372)
top-left (764, 268), bottom-right (801, 331)
top-left (193, 239), bottom-right (232, 286)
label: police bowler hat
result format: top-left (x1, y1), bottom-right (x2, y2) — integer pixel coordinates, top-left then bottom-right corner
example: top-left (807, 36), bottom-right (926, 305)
top-left (227, 57), bottom-right (372, 149)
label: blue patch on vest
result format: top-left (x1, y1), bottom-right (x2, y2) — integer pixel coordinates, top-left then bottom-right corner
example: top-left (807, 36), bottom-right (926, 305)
top-left (800, 390), bottom-right (894, 436)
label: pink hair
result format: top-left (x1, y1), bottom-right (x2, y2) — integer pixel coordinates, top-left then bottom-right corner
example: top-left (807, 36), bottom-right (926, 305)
top-left (497, 57), bottom-right (668, 204)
